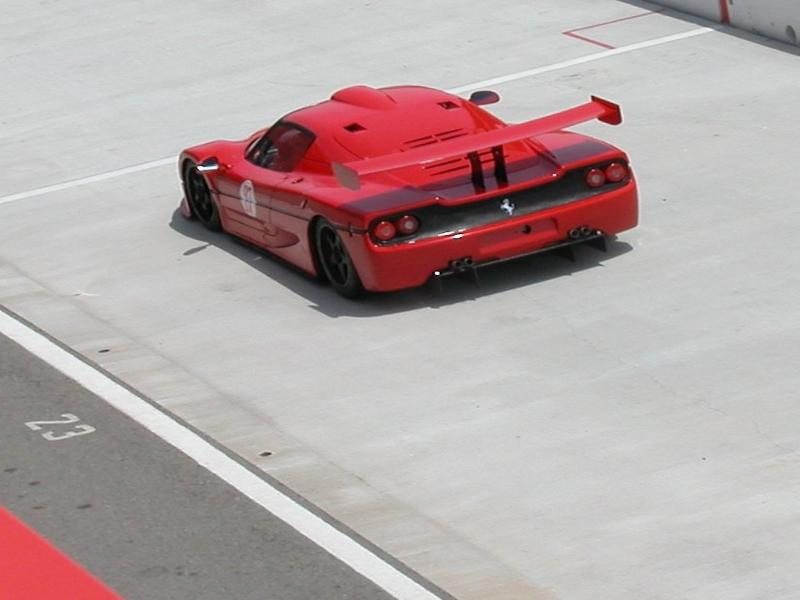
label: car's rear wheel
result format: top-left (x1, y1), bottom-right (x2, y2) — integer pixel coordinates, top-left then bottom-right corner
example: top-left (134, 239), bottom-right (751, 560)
top-left (314, 219), bottom-right (364, 298)
top-left (183, 161), bottom-right (221, 231)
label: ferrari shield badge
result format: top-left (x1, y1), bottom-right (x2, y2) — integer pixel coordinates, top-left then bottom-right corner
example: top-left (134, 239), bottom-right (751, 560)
top-left (500, 198), bottom-right (515, 216)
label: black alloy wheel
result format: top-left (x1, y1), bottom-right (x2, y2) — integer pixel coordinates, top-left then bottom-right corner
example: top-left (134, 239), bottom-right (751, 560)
top-left (183, 162), bottom-right (221, 231)
top-left (314, 219), bottom-right (364, 298)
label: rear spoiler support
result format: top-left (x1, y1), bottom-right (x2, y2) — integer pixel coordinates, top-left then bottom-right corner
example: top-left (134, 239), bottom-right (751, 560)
top-left (332, 95), bottom-right (622, 190)
top-left (467, 151), bottom-right (485, 193)
top-left (491, 145), bottom-right (508, 187)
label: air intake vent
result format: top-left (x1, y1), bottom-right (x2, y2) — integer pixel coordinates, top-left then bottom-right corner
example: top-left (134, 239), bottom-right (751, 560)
top-left (344, 123), bottom-right (366, 132)
top-left (422, 148), bottom-right (508, 177)
top-left (402, 128), bottom-right (469, 149)
top-left (331, 86), bottom-right (396, 109)
top-left (438, 101), bottom-right (459, 110)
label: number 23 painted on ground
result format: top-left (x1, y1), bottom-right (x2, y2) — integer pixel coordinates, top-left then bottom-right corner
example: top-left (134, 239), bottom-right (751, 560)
top-left (25, 413), bottom-right (96, 441)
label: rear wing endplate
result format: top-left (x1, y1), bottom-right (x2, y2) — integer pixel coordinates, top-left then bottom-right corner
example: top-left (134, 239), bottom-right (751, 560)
top-left (332, 96), bottom-right (622, 190)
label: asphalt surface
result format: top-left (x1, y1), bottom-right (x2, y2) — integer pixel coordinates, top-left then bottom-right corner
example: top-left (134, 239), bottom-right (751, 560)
top-left (0, 333), bottom-right (394, 600)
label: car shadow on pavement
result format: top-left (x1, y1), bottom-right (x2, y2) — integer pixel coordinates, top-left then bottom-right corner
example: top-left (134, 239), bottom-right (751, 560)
top-left (169, 209), bottom-right (633, 318)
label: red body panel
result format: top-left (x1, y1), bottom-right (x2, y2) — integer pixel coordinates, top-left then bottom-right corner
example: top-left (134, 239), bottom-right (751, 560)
top-left (0, 507), bottom-right (120, 599)
top-left (179, 85), bottom-right (639, 293)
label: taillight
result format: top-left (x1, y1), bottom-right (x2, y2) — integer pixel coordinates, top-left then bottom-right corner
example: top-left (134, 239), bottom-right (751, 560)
top-left (373, 215), bottom-right (421, 242)
top-left (585, 168), bottom-right (606, 188)
top-left (396, 215), bottom-right (420, 235)
top-left (605, 162), bottom-right (628, 183)
top-left (373, 220), bottom-right (397, 241)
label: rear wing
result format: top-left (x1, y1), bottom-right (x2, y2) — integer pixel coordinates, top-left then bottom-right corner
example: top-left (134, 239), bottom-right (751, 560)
top-left (332, 96), bottom-right (622, 190)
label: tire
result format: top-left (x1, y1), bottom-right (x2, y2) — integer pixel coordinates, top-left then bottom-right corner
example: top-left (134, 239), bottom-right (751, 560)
top-left (183, 161), bottom-right (221, 231)
top-left (314, 219), bottom-right (364, 298)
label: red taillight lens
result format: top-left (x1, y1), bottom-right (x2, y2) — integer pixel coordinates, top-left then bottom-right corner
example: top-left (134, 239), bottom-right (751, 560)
top-left (605, 162), bottom-right (628, 183)
top-left (585, 168), bottom-right (606, 188)
top-left (396, 215), bottom-right (420, 235)
top-left (373, 220), bottom-right (397, 241)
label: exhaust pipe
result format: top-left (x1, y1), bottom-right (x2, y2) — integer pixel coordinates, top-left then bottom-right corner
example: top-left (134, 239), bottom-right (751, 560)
top-left (569, 228), bottom-right (581, 240)
top-left (450, 257), bottom-right (474, 272)
top-left (580, 226), bottom-right (592, 237)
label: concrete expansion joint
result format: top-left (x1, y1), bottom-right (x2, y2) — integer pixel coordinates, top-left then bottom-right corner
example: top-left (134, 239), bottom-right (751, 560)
top-left (752, 420), bottom-right (800, 457)
top-left (562, 315), bottom-right (715, 410)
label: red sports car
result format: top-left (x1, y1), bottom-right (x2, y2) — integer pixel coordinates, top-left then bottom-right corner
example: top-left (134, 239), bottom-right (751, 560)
top-left (179, 85), bottom-right (638, 297)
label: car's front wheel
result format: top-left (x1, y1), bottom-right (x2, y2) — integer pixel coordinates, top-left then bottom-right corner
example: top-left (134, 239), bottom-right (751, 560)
top-left (314, 219), bottom-right (364, 298)
top-left (183, 161), bottom-right (221, 231)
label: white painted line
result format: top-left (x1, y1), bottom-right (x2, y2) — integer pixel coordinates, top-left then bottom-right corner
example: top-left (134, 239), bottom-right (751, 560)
top-left (0, 157), bottom-right (175, 206)
top-left (0, 309), bottom-right (441, 600)
top-left (447, 27), bottom-right (713, 93)
top-left (0, 26), bottom-right (713, 207)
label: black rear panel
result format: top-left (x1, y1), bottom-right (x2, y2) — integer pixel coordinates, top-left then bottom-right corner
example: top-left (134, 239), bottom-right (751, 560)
top-left (371, 163), bottom-right (629, 244)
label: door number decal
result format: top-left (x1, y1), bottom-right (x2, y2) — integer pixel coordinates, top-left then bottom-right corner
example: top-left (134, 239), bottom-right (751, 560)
top-left (239, 179), bottom-right (257, 217)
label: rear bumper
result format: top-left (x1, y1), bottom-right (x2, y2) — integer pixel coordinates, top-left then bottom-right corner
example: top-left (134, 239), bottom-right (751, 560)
top-left (433, 230), bottom-right (607, 279)
top-left (344, 179), bottom-right (638, 292)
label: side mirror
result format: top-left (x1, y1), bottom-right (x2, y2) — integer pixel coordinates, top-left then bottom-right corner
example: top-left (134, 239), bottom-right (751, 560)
top-left (468, 90), bottom-right (500, 106)
top-left (196, 157), bottom-right (220, 173)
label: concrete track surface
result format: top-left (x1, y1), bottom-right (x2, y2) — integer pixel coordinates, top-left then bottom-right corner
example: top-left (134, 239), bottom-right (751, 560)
top-left (2, 1), bottom-right (799, 598)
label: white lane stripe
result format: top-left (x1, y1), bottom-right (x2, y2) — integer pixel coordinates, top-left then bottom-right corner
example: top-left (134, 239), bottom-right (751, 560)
top-left (0, 157), bottom-right (175, 206)
top-left (447, 27), bottom-right (713, 94)
top-left (0, 309), bottom-right (441, 600)
top-left (0, 26), bottom-right (713, 207)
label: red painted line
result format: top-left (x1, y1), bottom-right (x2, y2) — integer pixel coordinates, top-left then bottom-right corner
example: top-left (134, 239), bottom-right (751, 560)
top-left (563, 10), bottom-right (664, 49)
top-left (563, 31), bottom-right (616, 50)
top-left (719, 0), bottom-right (730, 24)
top-left (567, 10), bottom-right (664, 34)
top-left (0, 507), bottom-right (121, 599)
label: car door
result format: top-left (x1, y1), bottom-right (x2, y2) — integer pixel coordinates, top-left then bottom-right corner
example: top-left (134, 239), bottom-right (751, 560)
top-left (249, 122), bottom-right (317, 249)
top-left (213, 159), bottom-right (281, 246)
